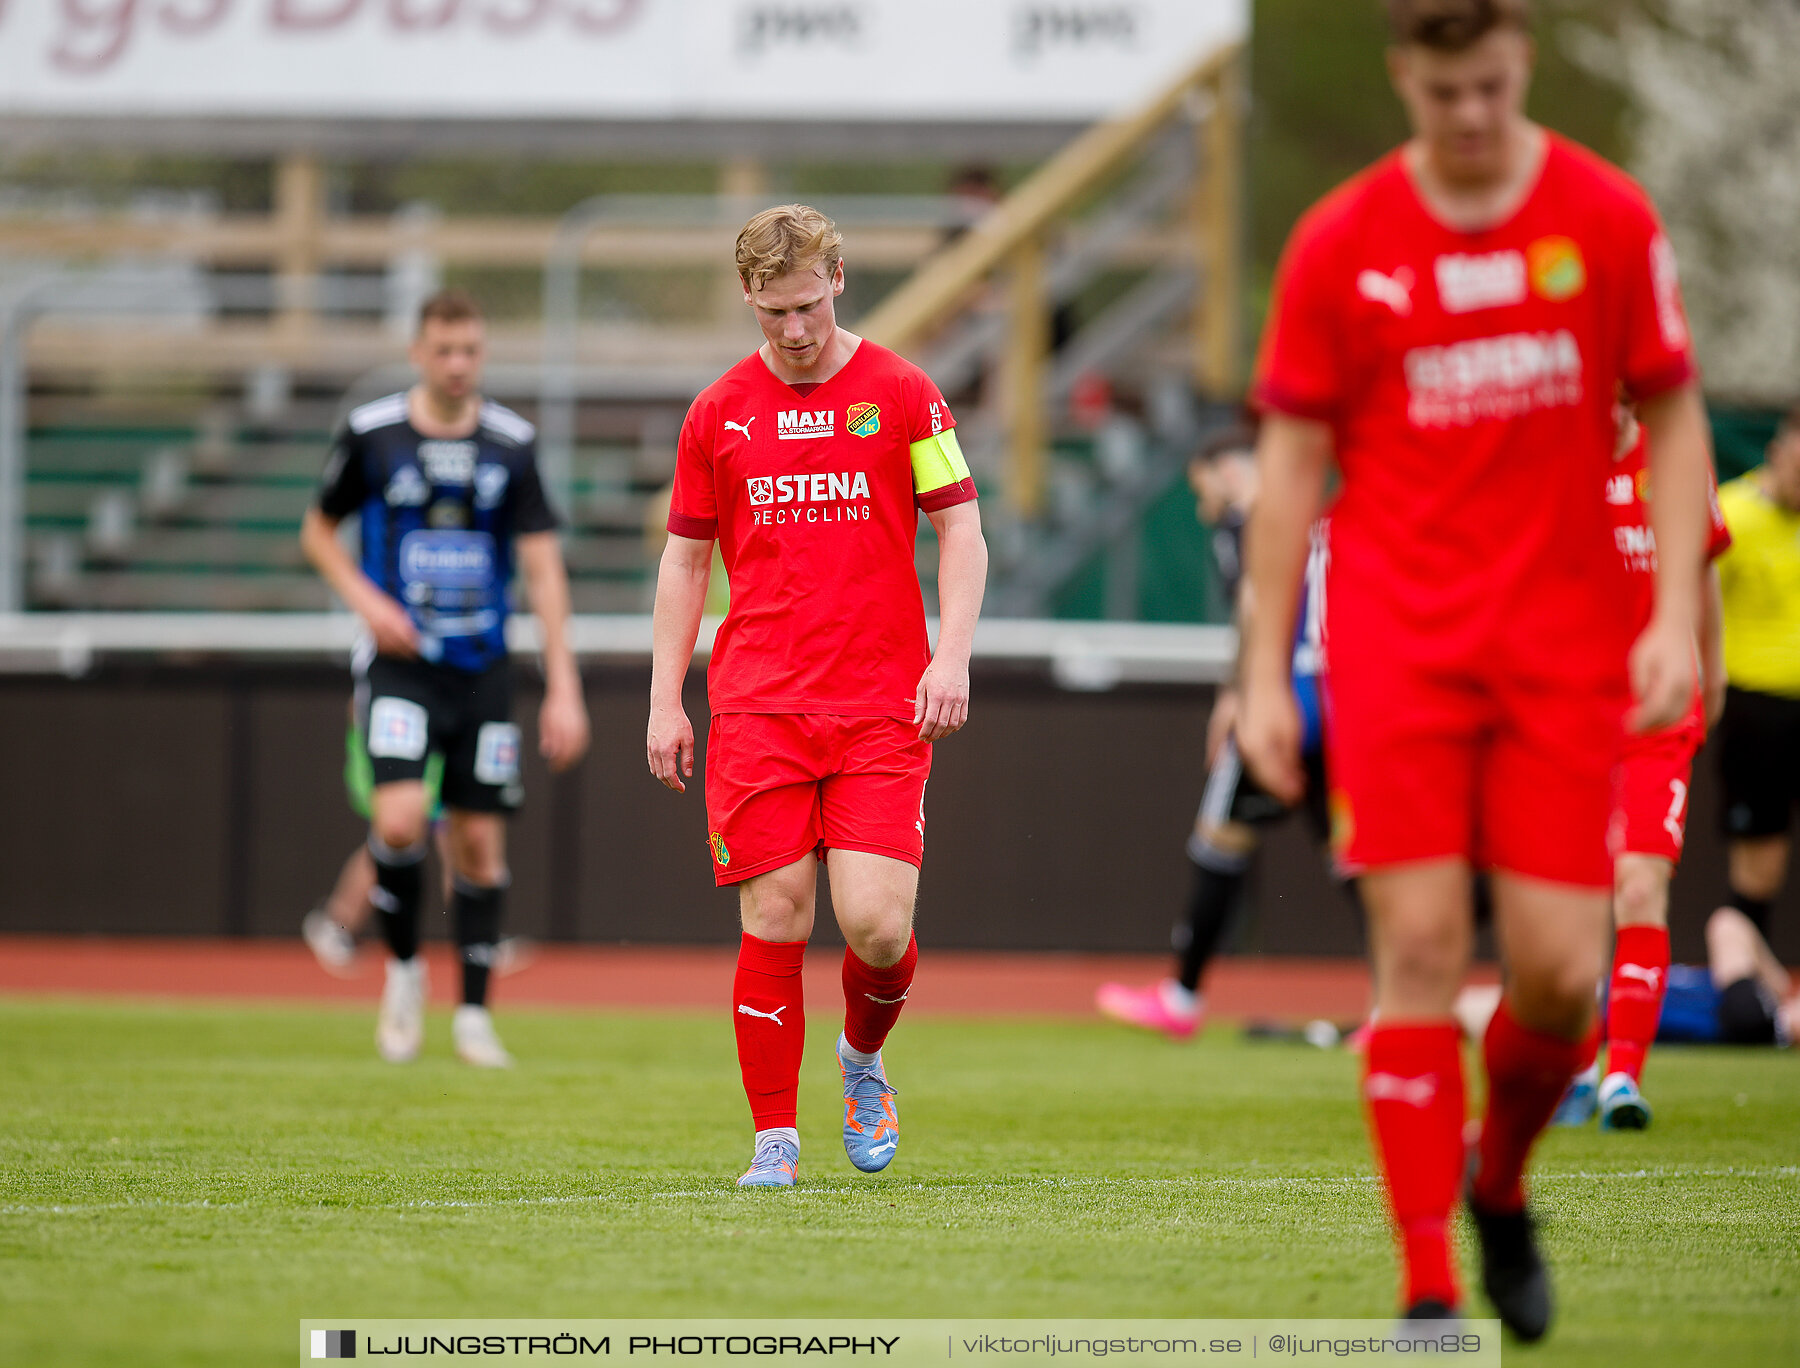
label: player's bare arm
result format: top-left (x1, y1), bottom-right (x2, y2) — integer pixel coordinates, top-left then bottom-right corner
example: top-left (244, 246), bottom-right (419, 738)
top-left (1210, 570), bottom-right (1256, 768)
top-left (516, 530), bottom-right (590, 773)
top-left (1698, 562), bottom-right (1726, 730)
top-left (1633, 384), bottom-right (1711, 732)
top-left (1238, 414), bottom-right (1331, 804)
top-left (647, 532), bottom-right (713, 792)
top-left (915, 500), bottom-right (987, 742)
top-left (298, 506), bottom-right (420, 657)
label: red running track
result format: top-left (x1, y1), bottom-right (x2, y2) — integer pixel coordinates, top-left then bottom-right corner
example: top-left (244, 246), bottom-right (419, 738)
top-left (0, 936), bottom-right (1428, 1022)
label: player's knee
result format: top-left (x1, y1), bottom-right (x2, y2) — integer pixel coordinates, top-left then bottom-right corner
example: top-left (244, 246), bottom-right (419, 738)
top-left (1381, 924), bottom-right (1466, 994)
top-left (1726, 889), bottom-right (1775, 938)
top-left (1195, 819), bottom-right (1257, 860)
top-left (1510, 965), bottom-right (1600, 1039)
top-left (1613, 862), bottom-right (1669, 927)
top-left (851, 923), bottom-right (911, 969)
top-left (740, 888), bottom-right (811, 941)
top-left (452, 844), bottom-right (507, 887)
top-left (371, 811), bottom-right (427, 855)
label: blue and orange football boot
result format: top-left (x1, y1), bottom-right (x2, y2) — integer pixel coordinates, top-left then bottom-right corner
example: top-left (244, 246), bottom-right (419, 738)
top-left (839, 1035), bottom-right (900, 1173)
top-left (737, 1133), bottom-right (799, 1188)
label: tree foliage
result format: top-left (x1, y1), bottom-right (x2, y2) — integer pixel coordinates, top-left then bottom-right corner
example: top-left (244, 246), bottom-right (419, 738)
top-left (1564, 0), bottom-right (1800, 403)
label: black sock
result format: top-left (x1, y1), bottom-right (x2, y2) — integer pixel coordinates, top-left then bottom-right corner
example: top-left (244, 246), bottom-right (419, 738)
top-left (1729, 890), bottom-right (1774, 938)
top-left (368, 835), bottom-right (426, 962)
top-left (1176, 850), bottom-right (1249, 993)
top-left (453, 879), bottom-right (505, 1007)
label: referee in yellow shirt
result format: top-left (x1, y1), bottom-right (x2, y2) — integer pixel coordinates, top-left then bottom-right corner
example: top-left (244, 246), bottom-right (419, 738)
top-left (1715, 403), bottom-right (1800, 936)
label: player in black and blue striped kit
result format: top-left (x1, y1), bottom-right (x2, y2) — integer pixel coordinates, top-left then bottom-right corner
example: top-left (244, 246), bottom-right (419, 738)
top-left (1097, 426), bottom-right (1345, 1038)
top-left (301, 290), bottom-right (588, 1067)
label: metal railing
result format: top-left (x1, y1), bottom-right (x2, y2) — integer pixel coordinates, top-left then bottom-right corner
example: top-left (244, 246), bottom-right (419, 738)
top-left (861, 44), bottom-right (1245, 519)
top-left (0, 610), bottom-right (1234, 688)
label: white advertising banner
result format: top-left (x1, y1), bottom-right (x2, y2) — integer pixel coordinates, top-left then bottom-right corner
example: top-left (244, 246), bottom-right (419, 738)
top-left (0, 1), bottom-right (1247, 122)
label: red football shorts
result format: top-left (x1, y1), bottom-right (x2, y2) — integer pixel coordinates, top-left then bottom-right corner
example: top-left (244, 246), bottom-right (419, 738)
top-left (703, 713), bottom-right (932, 886)
top-left (1325, 659), bottom-right (1628, 888)
top-left (1609, 695), bottom-right (1705, 864)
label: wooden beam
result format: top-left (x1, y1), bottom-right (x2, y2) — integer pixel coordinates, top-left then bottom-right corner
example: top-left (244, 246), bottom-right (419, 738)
top-left (859, 43), bottom-right (1239, 354)
top-left (1004, 235), bottom-right (1050, 519)
top-left (272, 152), bottom-right (325, 335)
top-left (715, 159), bottom-right (768, 325)
top-left (1195, 54), bottom-right (1245, 396)
top-left (0, 218), bottom-right (955, 270)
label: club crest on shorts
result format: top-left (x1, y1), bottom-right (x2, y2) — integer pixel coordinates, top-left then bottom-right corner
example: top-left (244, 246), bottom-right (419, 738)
top-left (847, 402), bottom-right (881, 438)
top-left (709, 832), bottom-right (731, 867)
top-left (1329, 789), bottom-right (1355, 855)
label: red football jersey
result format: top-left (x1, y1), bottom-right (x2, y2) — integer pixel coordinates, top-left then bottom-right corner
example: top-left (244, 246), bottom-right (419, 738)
top-left (1608, 428), bottom-right (1732, 635)
top-left (1254, 134), bottom-right (1697, 688)
top-left (669, 340), bottom-right (977, 718)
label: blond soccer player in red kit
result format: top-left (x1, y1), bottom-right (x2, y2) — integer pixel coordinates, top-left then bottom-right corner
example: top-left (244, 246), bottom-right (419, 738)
top-left (647, 205), bottom-right (987, 1188)
top-left (1237, 0), bottom-right (1714, 1339)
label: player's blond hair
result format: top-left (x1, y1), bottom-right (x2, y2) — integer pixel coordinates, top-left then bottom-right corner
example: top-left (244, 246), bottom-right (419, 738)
top-left (735, 204), bottom-right (843, 292)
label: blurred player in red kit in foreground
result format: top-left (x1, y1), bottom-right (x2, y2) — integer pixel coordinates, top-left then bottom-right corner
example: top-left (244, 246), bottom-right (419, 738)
top-left (647, 205), bottom-right (987, 1188)
top-left (1238, 0), bottom-right (1713, 1339)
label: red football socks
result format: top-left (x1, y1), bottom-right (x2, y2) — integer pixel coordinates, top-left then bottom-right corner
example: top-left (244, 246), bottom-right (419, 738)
top-left (842, 932), bottom-right (918, 1055)
top-left (1606, 924), bottom-right (1670, 1083)
top-left (1363, 1021), bottom-right (1465, 1309)
top-left (1475, 1000), bottom-right (1586, 1214)
top-left (1576, 1017), bottom-right (1600, 1073)
top-left (732, 933), bottom-right (807, 1130)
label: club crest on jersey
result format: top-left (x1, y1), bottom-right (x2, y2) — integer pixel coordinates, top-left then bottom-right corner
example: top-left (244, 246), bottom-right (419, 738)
top-left (747, 476), bottom-right (775, 506)
top-left (1528, 236), bottom-right (1587, 302)
top-left (778, 409), bottom-right (835, 440)
top-left (474, 464), bottom-right (510, 510)
top-left (709, 832), bottom-right (731, 866)
top-left (847, 402), bottom-right (881, 437)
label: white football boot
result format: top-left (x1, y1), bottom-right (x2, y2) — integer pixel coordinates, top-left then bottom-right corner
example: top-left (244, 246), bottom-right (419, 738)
top-left (453, 1004), bottom-right (514, 1069)
top-left (375, 957), bottom-right (427, 1063)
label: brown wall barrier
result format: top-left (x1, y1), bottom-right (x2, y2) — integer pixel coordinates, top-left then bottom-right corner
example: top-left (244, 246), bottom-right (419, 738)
top-left (1, 662), bottom-right (1792, 966)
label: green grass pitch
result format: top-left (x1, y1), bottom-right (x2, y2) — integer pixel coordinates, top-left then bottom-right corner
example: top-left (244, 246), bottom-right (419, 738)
top-left (2, 997), bottom-right (1795, 1367)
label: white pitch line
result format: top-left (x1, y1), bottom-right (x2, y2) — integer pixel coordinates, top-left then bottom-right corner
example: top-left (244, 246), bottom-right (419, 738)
top-left (0, 1193), bottom-right (613, 1216)
top-left (4, 1167), bottom-right (1793, 1216)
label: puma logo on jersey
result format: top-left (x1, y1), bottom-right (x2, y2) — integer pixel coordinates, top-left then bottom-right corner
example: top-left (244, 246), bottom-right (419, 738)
top-left (864, 990), bottom-right (909, 1005)
top-left (1357, 267), bottom-right (1414, 317)
top-left (1364, 1071), bottom-right (1437, 1109)
top-left (736, 1003), bottom-right (787, 1025)
top-left (725, 417), bottom-right (756, 439)
top-left (1618, 964), bottom-right (1663, 992)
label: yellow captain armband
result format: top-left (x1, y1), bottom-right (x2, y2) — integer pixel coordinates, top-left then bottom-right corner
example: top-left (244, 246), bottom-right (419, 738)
top-left (909, 428), bottom-right (971, 495)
